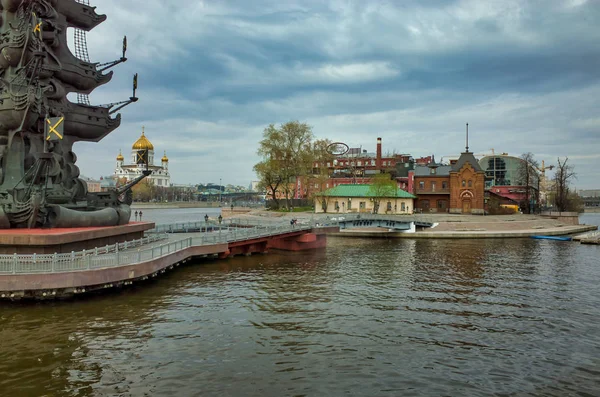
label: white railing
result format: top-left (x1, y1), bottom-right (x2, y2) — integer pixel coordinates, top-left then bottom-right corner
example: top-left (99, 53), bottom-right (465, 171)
top-left (580, 230), bottom-right (600, 239)
top-left (315, 213), bottom-right (434, 225)
top-left (150, 214), bottom-right (431, 233)
top-left (0, 224), bottom-right (311, 275)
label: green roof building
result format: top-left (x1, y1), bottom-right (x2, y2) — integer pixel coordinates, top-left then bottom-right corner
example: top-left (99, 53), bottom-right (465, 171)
top-left (314, 184), bottom-right (416, 214)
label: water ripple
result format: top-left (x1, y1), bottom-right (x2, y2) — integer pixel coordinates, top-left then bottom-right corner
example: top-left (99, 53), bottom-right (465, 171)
top-left (2, 230), bottom-right (600, 396)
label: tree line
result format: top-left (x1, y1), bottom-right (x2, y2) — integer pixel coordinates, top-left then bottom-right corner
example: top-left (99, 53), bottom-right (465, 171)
top-left (517, 153), bottom-right (581, 213)
top-left (253, 121), bottom-right (583, 213)
top-left (253, 121), bottom-right (335, 210)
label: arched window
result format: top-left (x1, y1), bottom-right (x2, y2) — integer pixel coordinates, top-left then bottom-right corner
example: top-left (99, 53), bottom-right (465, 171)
top-left (462, 180), bottom-right (466, 187)
top-left (468, 180), bottom-right (472, 187)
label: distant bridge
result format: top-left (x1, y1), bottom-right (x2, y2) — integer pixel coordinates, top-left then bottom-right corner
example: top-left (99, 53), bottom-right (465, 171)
top-left (317, 214), bottom-right (436, 232)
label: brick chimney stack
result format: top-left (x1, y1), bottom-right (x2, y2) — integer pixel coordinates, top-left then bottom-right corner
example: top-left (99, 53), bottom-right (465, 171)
top-left (376, 137), bottom-right (382, 171)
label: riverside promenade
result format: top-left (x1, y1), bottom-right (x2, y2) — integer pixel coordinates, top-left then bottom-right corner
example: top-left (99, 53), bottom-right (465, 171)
top-left (225, 209), bottom-right (597, 238)
top-left (0, 221), bottom-right (335, 300)
top-left (1, 210), bottom-right (595, 300)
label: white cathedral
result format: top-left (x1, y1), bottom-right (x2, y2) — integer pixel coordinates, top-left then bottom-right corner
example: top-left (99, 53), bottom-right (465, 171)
top-left (114, 127), bottom-right (171, 187)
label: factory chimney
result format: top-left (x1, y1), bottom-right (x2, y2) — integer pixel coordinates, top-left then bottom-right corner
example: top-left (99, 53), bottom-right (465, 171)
top-left (376, 137), bottom-right (382, 171)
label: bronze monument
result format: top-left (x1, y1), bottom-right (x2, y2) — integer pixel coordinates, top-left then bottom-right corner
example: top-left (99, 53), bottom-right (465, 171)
top-left (0, 0), bottom-right (147, 228)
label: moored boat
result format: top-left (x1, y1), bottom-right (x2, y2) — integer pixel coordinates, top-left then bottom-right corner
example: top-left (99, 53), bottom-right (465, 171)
top-left (530, 235), bottom-right (572, 241)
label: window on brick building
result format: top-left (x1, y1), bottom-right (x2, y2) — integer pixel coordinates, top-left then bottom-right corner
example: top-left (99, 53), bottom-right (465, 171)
top-left (468, 180), bottom-right (472, 187)
top-left (462, 180), bottom-right (466, 187)
top-left (442, 181), bottom-right (447, 189)
top-left (431, 182), bottom-right (436, 191)
top-left (419, 181), bottom-right (425, 189)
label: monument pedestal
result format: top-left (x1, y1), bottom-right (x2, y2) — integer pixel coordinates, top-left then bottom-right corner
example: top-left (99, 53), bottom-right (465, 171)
top-left (0, 222), bottom-right (155, 254)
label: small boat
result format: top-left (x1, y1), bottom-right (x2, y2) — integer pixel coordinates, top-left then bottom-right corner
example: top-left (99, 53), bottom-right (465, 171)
top-left (530, 235), bottom-right (572, 241)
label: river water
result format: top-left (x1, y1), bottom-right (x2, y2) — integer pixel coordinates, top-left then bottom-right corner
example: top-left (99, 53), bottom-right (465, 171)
top-left (1, 214), bottom-right (599, 396)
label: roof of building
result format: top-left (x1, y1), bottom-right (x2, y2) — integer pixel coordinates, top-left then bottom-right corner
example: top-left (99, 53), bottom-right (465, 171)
top-left (116, 149), bottom-right (124, 161)
top-left (317, 184), bottom-right (416, 198)
top-left (413, 165), bottom-right (452, 177)
top-left (100, 177), bottom-right (116, 188)
top-left (120, 164), bottom-right (165, 170)
top-left (579, 189), bottom-right (600, 197)
top-left (451, 151), bottom-right (483, 172)
top-left (132, 127), bottom-right (154, 151)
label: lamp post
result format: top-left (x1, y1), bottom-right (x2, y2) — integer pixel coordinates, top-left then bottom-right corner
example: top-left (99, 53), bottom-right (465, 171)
top-left (219, 178), bottom-right (222, 205)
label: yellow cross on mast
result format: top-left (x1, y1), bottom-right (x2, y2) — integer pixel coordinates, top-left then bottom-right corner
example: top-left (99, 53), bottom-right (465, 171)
top-left (46, 116), bottom-right (64, 141)
top-left (32, 12), bottom-right (42, 34)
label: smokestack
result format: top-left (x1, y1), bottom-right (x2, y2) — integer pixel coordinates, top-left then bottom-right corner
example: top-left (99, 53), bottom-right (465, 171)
top-left (376, 137), bottom-right (382, 170)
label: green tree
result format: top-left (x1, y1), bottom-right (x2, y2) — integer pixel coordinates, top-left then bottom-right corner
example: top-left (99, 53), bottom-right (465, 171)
top-left (306, 138), bottom-right (336, 207)
top-left (368, 173), bottom-right (397, 214)
top-left (132, 179), bottom-right (154, 202)
top-left (254, 121), bottom-right (315, 210)
top-left (517, 152), bottom-right (540, 214)
top-left (254, 159), bottom-right (283, 209)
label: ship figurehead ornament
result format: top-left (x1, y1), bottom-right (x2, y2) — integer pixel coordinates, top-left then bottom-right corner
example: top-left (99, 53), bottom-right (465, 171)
top-left (0, 0), bottom-right (147, 228)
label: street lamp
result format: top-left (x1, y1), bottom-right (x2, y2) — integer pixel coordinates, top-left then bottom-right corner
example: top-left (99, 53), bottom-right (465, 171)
top-left (219, 178), bottom-right (222, 205)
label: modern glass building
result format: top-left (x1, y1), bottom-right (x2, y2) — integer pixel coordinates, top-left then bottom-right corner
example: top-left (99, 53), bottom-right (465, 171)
top-left (478, 155), bottom-right (538, 189)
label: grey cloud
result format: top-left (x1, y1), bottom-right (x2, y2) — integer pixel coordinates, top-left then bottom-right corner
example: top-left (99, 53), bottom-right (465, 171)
top-left (74, 0), bottom-right (600, 189)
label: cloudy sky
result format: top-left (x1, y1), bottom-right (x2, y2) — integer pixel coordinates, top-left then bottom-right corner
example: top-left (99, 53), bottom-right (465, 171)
top-left (72, 0), bottom-right (600, 189)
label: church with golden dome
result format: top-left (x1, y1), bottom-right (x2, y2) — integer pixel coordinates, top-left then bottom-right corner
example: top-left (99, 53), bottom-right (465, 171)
top-left (114, 127), bottom-right (171, 187)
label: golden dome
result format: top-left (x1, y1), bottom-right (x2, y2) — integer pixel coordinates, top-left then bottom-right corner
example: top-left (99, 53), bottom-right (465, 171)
top-left (132, 127), bottom-right (154, 151)
top-left (116, 149), bottom-right (124, 161)
top-left (161, 150), bottom-right (169, 162)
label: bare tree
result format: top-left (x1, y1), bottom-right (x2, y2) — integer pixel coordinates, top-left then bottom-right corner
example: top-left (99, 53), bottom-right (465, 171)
top-left (553, 157), bottom-right (577, 212)
top-left (517, 152), bottom-right (540, 214)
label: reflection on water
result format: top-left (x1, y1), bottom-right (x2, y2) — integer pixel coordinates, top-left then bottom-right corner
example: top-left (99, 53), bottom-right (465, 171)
top-left (1, 226), bottom-right (600, 396)
top-left (580, 212), bottom-right (600, 227)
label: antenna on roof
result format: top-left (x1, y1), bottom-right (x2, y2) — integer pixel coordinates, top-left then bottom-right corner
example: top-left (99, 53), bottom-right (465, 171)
top-left (465, 123), bottom-right (469, 153)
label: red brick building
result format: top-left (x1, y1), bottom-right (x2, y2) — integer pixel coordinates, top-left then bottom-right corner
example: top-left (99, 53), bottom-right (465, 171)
top-left (448, 151), bottom-right (485, 214)
top-left (412, 150), bottom-right (485, 214)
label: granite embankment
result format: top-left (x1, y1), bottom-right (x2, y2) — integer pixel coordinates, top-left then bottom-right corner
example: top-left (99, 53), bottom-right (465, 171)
top-left (226, 210), bottom-right (597, 238)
